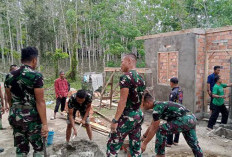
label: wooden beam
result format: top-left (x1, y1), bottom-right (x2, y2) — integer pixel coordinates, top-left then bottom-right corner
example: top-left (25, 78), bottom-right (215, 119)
top-left (104, 67), bottom-right (152, 74)
top-left (99, 71), bottom-right (115, 109)
top-left (59, 114), bottom-right (110, 133)
top-left (94, 110), bottom-right (112, 123)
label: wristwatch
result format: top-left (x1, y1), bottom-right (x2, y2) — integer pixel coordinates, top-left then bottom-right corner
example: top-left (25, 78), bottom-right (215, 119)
top-left (112, 118), bottom-right (118, 124)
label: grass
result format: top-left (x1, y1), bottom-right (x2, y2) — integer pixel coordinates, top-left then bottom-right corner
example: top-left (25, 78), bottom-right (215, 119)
top-left (96, 107), bottom-right (117, 119)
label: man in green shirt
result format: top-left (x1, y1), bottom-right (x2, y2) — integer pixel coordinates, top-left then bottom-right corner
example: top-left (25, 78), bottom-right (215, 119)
top-left (207, 75), bottom-right (232, 129)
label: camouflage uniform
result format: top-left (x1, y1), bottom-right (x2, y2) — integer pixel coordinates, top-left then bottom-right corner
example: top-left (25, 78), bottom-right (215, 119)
top-left (153, 101), bottom-right (203, 157)
top-left (4, 65), bottom-right (44, 156)
top-left (67, 92), bottom-right (92, 124)
top-left (107, 70), bottom-right (146, 157)
top-left (167, 87), bottom-right (183, 145)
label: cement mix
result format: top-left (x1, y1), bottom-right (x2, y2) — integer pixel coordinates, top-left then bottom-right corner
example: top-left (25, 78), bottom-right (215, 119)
top-left (49, 140), bottom-right (105, 157)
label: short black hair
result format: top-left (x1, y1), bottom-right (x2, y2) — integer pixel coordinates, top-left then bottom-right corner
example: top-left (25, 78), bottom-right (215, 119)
top-left (76, 90), bottom-right (87, 99)
top-left (60, 71), bottom-right (65, 75)
top-left (10, 64), bottom-right (17, 70)
top-left (170, 77), bottom-right (178, 84)
top-left (214, 75), bottom-right (220, 82)
top-left (214, 66), bottom-right (220, 71)
top-left (21, 47), bottom-right (38, 62)
top-left (144, 92), bottom-right (153, 102)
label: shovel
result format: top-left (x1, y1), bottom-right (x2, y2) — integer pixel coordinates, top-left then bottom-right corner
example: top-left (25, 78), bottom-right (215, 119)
top-left (72, 123), bottom-right (83, 140)
top-left (43, 137), bottom-right (47, 157)
top-left (66, 123), bottom-right (83, 149)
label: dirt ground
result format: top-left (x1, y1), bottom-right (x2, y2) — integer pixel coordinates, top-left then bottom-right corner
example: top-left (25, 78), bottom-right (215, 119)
top-left (0, 107), bottom-right (232, 157)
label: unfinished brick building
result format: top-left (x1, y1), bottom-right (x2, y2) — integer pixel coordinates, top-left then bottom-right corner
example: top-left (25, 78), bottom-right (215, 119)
top-left (136, 26), bottom-right (232, 118)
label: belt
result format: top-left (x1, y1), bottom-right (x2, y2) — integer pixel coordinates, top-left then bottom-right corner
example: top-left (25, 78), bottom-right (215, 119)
top-left (11, 105), bottom-right (34, 110)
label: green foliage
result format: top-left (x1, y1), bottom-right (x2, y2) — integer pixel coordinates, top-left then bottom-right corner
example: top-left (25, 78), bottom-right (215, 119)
top-left (2, 0), bottom-right (232, 78)
top-left (13, 51), bottom-right (20, 59)
top-left (106, 60), bottom-right (120, 67)
top-left (46, 49), bottom-right (69, 78)
top-left (66, 51), bottom-right (78, 81)
top-left (105, 43), bottom-right (126, 55)
top-left (136, 60), bottom-right (146, 68)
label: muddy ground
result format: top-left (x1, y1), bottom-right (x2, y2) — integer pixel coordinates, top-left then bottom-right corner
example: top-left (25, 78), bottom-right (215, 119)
top-left (0, 107), bottom-right (232, 157)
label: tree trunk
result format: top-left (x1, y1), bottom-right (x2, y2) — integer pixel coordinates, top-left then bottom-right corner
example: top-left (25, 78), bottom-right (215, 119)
top-left (6, 0), bottom-right (14, 64)
top-left (88, 22), bottom-right (91, 72)
top-left (0, 16), bottom-right (5, 68)
top-left (59, 0), bottom-right (72, 67)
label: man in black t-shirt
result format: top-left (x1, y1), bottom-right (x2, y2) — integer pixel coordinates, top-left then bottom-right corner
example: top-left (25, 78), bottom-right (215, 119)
top-left (66, 90), bottom-right (92, 142)
top-left (167, 77), bottom-right (183, 147)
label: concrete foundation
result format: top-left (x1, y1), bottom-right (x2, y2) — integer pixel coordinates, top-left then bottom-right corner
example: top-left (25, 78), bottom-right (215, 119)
top-left (214, 124), bottom-right (232, 139)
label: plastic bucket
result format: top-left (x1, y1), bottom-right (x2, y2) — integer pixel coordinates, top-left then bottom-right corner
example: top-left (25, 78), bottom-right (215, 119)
top-left (47, 131), bottom-right (54, 146)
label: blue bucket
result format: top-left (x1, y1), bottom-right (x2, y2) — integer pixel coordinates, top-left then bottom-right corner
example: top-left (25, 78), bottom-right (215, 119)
top-left (47, 131), bottom-right (54, 146)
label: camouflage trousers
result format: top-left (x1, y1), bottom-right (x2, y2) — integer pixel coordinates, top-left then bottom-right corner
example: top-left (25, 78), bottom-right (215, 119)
top-left (155, 114), bottom-right (203, 157)
top-left (106, 109), bottom-right (144, 157)
top-left (10, 118), bottom-right (43, 155)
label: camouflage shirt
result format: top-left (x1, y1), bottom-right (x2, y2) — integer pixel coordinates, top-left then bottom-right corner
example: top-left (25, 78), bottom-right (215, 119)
top-left (152, 101), bottom-right (189, 121)
top-left (68, 92), bottom-right (92, 116)
top-left (119, 70), bottom-right (146, 111)
top-left (169, 87), bottom-right (183, 104)
top-left (4, 65), bottom-right (43, 123)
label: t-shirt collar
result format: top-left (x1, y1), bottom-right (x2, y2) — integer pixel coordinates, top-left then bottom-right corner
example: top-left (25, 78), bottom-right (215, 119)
top-left (172, 86), bottom-right (179, 90)
top-left (22, 64), bottom-right (33, 69)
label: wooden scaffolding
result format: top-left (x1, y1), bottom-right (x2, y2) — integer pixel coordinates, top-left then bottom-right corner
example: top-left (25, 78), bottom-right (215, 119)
top-left (99, 67), bottom-right (154, 109)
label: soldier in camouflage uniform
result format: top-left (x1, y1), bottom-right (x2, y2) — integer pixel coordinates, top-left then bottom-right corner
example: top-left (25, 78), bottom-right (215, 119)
top-left (0, 85), bottom-right (4, 129)
top-left (3, 65), bottom-right (18, 115)
top-left (106, 53), bottom-right (146, 157)
top-left (4, 47), bottom-right (48, 157)
top-left (167, 77), bottom-right (183, 146)
top-left (141, 93), bottom-right (203, 157)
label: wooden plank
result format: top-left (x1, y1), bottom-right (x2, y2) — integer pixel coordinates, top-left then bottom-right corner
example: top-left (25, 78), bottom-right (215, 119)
top-left (94, 110), bottom-right (112, 123)
top-left (109, 75), bottom-right (114, 109)
top-left (59, 115), bottom-right (110, 133)
top-left (101, 97), bottom-right (112, 100)
top-left (100, 71), bottom-right (115, 96)
top-left (99, 71), bottom-right (115, 109)
top-left (112, 83), bottom-right (119, 95)
top-left (104, 67), bottom-right (152, 74)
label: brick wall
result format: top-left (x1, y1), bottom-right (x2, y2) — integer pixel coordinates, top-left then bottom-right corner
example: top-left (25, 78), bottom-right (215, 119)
top-left (158, 53), bottom-right (168, 84)
top-left (206, 30), bottom-right (232, 102)
top-left (158, 52), bottom-right (178, 84)
top-left (196, 29), bottom-right (232, 112)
